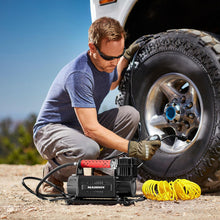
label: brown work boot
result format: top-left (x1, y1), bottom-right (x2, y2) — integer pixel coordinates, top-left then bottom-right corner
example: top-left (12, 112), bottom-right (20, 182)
top-left (40, 163), bottom-right (64, 195)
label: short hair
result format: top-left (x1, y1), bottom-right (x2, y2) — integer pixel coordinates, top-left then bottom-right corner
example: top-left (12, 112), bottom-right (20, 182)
top-left (88, 17), bottom-right (126, 48)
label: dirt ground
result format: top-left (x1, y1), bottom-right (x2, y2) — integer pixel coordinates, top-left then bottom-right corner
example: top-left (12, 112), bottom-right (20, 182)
top-left (0, 164), bottom-right (220, 220)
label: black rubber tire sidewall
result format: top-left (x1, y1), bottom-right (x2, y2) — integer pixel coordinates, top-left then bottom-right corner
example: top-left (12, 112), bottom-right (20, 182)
top-left (128, 31), bottom-right (220, 183)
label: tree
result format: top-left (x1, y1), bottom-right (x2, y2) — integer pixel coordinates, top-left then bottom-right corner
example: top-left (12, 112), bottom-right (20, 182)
top-left (0, 114), bottom-right (44, 164)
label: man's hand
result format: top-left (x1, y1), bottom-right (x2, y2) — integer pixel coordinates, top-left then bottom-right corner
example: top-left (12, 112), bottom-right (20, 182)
top-left (123, 35), bottom-right (150, 61)
top-left (128, 139), bottom-right (161, 160)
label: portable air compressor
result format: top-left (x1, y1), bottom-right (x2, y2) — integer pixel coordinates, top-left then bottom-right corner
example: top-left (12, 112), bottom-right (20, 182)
top-left (66, 157), bottom-right (138, 204)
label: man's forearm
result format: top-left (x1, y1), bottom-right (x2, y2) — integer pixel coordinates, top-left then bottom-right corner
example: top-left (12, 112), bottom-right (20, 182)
top-left (84, 123), bottom-right (129, 153)
top-left (111, 56), bottom-right (129, 90)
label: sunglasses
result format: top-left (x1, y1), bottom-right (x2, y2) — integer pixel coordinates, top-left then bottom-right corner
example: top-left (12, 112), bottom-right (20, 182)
top-left (95, 45), bottom-right (125, 61)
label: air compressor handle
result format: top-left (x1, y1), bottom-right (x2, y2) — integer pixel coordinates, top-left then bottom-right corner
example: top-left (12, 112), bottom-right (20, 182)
top-left (80, 160), bottom-right (111, 168)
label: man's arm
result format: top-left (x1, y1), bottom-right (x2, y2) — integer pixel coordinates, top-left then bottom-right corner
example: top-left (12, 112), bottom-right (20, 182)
top-left (75, 107), bottom-right (160, 160)
top-left (110, 56), bottom-right (129, 90)
top-left (74, 107), bottom-right (129, 152)
top-left (111, 35), bottom-right (150, 90)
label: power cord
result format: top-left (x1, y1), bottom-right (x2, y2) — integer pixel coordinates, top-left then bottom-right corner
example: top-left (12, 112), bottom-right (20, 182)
top-left (22, 162), bottom-right (76, 202)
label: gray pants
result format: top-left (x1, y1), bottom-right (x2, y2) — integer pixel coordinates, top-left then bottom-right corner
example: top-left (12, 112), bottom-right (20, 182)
top-left (34, 105), bottom-right (140, 181)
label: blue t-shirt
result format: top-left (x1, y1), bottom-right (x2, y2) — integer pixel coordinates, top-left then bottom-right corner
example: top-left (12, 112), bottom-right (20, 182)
top-left (33, 51), bottom-right (118, 135)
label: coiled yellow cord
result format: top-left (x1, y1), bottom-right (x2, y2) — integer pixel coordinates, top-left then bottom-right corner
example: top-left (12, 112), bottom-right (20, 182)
top-left (142, 179), bottom-right (201, 201)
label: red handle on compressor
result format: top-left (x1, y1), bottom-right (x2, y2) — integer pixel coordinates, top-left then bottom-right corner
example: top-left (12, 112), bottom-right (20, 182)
top-left (80, 160), bottom-right (111, 168)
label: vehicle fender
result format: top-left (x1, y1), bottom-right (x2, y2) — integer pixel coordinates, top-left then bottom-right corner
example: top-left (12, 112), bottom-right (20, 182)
top-left (90, 0), bottom-right (137, 26)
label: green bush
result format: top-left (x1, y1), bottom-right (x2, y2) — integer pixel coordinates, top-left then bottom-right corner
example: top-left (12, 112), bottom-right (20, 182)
top-left (0, 114), bottom-right (45, 164)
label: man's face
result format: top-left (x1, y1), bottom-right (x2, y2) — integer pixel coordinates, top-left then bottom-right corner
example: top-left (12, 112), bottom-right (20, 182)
top-left (93, 36), bottom-right (125, 73)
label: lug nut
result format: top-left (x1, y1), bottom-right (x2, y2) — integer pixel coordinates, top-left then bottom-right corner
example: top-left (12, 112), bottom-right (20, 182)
top-left (177, 125), bottom-right (182, 131)
top-left (186, 102), bottom-right (193, 109)
top-left (184, 121), bottom-right (190, 129)
top-left (181, 96), bottom-right (186, 103)
top-left (188, 113), bottom-right (195, 119)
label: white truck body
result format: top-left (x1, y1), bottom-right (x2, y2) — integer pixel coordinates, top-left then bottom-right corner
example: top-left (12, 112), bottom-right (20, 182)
top-left (90, 0), bottom-right (137, 27)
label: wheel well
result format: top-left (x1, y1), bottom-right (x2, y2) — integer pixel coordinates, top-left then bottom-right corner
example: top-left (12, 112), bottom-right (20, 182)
top-left (124, 0), bottom-right (220, 46)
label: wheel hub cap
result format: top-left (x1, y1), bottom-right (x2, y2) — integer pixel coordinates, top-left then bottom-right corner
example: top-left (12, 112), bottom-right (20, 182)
top-left (164, 103), bottom-right (181, 122)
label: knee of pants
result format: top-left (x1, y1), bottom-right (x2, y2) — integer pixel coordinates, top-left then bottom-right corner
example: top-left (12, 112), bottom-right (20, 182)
top-left (54, 139), bottom-right (100, 169)
top-left (81, 139), bottom-right (100, 159)
top-left (120, 105), bottom-right (140, 127)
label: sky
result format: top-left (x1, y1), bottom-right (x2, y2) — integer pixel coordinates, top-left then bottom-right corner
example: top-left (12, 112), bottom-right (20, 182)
top-left (0, 0), bottom-right (119, 120)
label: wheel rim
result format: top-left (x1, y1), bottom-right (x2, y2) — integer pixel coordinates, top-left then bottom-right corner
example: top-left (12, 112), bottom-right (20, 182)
top-left (145, 73), bottom-right (203, 154)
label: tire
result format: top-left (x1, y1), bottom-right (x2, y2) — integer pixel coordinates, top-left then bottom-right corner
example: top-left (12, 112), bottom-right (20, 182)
top-left (118, 29), bottom-right (220, 193)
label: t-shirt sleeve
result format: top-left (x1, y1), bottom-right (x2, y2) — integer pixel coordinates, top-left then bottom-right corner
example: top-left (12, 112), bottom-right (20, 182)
top-left (113, 68), bottom-right (118, 82)
top-left (65, 72), bottom-right (96, 108)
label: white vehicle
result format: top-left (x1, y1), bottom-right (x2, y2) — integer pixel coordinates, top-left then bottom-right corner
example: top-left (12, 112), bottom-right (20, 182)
top-left (90, 0), bottom-right (220, 193)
